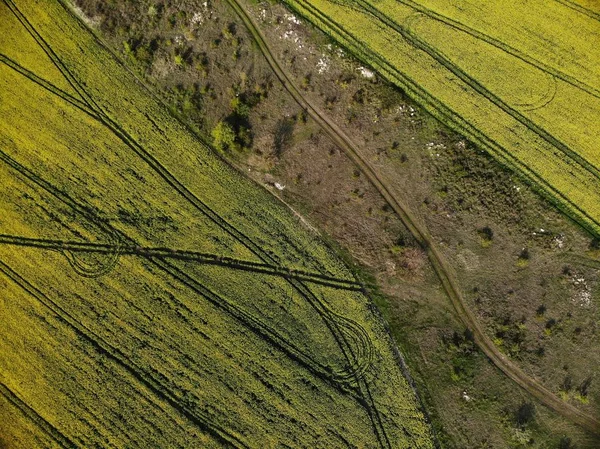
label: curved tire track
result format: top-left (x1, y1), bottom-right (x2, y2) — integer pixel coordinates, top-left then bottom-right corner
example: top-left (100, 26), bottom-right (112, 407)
top-left (3, 1), bottom-right (385, 444)
top-left (392, 0), bottom-right (600, 100)
top-left (352, 0), bottom-right (600, 186)
top-left (0, 148), bottom-right (366, 394)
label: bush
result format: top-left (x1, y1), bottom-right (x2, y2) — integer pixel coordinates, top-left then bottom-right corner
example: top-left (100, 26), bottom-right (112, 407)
top-left (515, 402), bottom-right (535, 427)
top-left (274, 117), bottom-right (295, 155)
top-left (479, 226), bottom-right (493, 240)
top-left (536, 304), bottom-right (546, 316)
top-left (211, 121), bottom-right (236, 152)
top-left (173, 54), bottom-right (184, 66)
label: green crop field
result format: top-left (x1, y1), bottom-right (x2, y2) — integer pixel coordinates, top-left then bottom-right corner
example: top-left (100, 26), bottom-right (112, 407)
top-left (282, 0), bottom-right (600, 236)
top-left (0, 0), bottom-right (435, 447)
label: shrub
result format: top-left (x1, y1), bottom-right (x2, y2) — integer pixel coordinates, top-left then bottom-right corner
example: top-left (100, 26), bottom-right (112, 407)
top-left (515, 402), bottom-right (535, 427)
top-left (173, 54), bottom-right (184, 67)
top-left (211, 121), bottom-right (236, 152)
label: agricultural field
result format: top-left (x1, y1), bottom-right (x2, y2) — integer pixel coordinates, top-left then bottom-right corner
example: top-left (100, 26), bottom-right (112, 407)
top-left (281, 0), bottom-right (600, 237)
top-left (3, 0), bottom-right (600, 447)
top-left (0, 0), bottom-right (436, 447)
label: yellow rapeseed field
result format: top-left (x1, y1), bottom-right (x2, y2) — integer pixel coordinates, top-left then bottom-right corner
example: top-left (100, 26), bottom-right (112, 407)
top-left (0, 0), bottom-right (435, 447)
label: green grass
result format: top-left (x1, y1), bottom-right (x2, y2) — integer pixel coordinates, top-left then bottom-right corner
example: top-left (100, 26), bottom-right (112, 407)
top-left (281, 0), bottom-right (600, 237)
top-left (0, 0), bottom-right (435, 447)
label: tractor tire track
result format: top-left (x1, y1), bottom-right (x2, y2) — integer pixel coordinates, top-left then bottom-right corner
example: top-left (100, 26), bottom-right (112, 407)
top-left (351, 0), bottom-right (600, 185)
top-left (152, 257), bottom-right (368, 389)
top-left (229, 0), bottom-right (600, 435)
top-left (0, 234), bottom-right (365, 290)
top-left (289, 0), bottom-right (600, 236)
top-left (222, 2), bottom-right (399, 447)
top-left (5, 3), bottom-right (383, 442)
top-left (2, 0), bottom-right (105, 119)
top-left (0, 53), bottom-right (98, 119)
top-left (554, 0), bottom-right (600, 22)
top-left (0, 382), bottom-right (79, 449)
top-left (61, 244), bottom-right (121, 278)
top-left (0, 260), bottom-right (251, 449)
top-left (0, 57), bottom-right (368, 288)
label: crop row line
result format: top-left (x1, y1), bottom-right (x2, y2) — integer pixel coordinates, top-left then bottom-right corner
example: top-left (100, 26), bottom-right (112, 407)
top-left (0, 233), bottom-right (366, 290)
top-left (286, 0), bottom-right (600, 241)
top-left (290, 278), bottom-right (374, 381)
top-left (0, 260), bottom-right (251, 449)
top-left (62, 229), bottom-right (122, 278)
top-left (5, 0), bottom-right (274, 281)
top-left (0, 382), bottom-right (79, 449)
top-left (62, 244), bottom-right (121, 278)
top-left (245, 0), bottom-right (600, 434)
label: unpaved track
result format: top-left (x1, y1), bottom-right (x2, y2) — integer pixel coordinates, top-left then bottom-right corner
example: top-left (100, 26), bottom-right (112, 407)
top-left (225, 0), bottom-right (600, 435)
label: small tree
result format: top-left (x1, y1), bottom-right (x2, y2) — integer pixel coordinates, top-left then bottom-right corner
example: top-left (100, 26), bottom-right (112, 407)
top-left (478, 226), bottom-right (494, 245)
top-left (519, 248), bottom-right (530, 260)
top-left (516, 402), bottom-right (535, 427)
top-left (211, 121), bottom-right (236, 152)
top-left (577, 376), bottom-right (592, 398)
top-left (274, 117), bottom-right (294, 155)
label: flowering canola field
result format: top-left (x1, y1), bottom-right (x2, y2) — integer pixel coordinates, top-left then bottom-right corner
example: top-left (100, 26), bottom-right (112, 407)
top-left (0, 0), bottom-right (435, 447)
